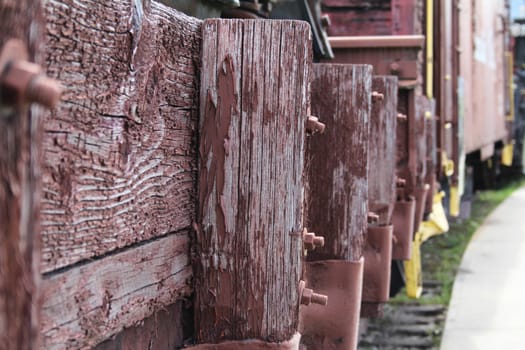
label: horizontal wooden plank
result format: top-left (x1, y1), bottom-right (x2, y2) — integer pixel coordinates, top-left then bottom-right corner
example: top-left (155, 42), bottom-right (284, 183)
top-left (41, 232), bottom-right (192, 350)
top-left (94, 302), bottom-right (185, 350)
top-left (41, 0), bottom-right (201, 272)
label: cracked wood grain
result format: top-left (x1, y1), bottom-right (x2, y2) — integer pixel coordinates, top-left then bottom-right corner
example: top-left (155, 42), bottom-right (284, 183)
top-left (306, 63), bottom-right (372, 261)
top-left (195, 19), bottom-right (311, 343)
top-left (369, 76), bottom-right (398, 225)
top-left (41, 232), bottom-right (191, 350)
top-left (41, 0), bottom-right (201, 273)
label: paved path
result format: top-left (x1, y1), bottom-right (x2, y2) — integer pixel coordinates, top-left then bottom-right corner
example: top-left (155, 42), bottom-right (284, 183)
top-left (441, 186), bottom-right (525, 349)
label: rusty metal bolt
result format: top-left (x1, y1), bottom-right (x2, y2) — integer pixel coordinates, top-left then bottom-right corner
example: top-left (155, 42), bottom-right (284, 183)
top-left (1, 60), bottom-right (61, 109)
top-left (396, 177), bottom-right (406, 188)
top-left (367, 212), bottom-right (379, 224)
top-left (390, 62), bottom-right (400, 74)
top-left (397, 113), bottom-right (407, 121)
top-left (303, 228), bottom-right (325, 250)
top-left (321, 14), bottom-right (331, 28)
top-left (299, 280), bottom-right (328, 306)
top-left (306, 115), bottom-right (326, 135)
top-left (371, 91), bottom-right (384, 102)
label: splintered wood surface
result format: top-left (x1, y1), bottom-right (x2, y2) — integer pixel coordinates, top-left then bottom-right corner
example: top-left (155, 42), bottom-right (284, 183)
top-left (41, 0), bottom-right (201, 272)
top-left (196, 19), bottom-right (311, 343)
top-left (41, 232), bottom-right (191, 350)
top-left (0, 1), bottom-right (44, 349)
top-left (307, 63), bottom-right (372, 261)
top-left (93, 302), bottom-right (185, 350)
top-left (369, 76), bottom-right (398, 225)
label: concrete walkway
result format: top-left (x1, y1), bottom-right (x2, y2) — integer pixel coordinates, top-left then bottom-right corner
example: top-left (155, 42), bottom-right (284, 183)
top-left (441, 186), bottom-right (525, 349)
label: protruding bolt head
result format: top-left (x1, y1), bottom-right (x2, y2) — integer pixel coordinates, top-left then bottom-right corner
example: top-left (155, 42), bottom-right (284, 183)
top-left (397, 113), bottom-right (407, 121)
top-left (390, 62), bottom-right (400, 73)
top-left (1, 60), bottom-right (61, 109)
top-left (371, 91), bottom-right (384, 102)
top-left (299, 280), bottom-right (328, 306)
top-left (303, 228), bottom-right (325, 250)
top-left (306, 116), bottom-right (326, 135)
top-left (367, 212), bottom-right (379, 224)
top-left (321, 14), bottom-right (331, 28)
top-left (396, 177), bottom-right (406, 188)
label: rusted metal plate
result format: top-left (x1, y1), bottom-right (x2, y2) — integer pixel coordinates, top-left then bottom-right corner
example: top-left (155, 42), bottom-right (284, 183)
top-left (196, 19), bottom-right (311, 343)
top-left (306, 63), bottom-right (372, 261)
top-left (391, 0), bottom-right (423, 35)
top-left (324, 9), bottom-right (392, 36)
top-left (362, 225), bottom-right (393, 304)
top-left (327, 41), bottom-right (423, 93)
top-left (322, 0), bottom-right (422, 36)
top-left (392, 197), bottom-right (416, 260)
top-left (369, 76), bottom-right (398, 225)
top-left (299, 259), bottom-right (364, 350)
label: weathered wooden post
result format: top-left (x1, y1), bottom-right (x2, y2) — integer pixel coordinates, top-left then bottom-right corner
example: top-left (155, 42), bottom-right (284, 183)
top-left (300, 63), bottom-right (372, 350)
top-left (0, 1), bottom-right (60, 348)
top-left (37, 1), bottom-right (202, 348)
top-left (192, 19), bottom-right (313, 348)
top-left (361, 76), bottom-right (398, 318)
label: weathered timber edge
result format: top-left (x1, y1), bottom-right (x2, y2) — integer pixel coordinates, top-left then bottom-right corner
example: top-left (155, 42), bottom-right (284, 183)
top-left (195, 19), bottom-right (312, 343)
top-left (42, 0), bottom-right (202, 273)
top-left (41, 231), bottom-right (192, 349)
top-left (307, 63), bottom-right (372, 261)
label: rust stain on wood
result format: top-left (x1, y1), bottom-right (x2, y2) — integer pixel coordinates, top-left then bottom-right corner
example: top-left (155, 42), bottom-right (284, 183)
top-left (41, 0), bottom-right (202, 272)
top-left (195, 19), bottom-right (311, 343)
top-left (306, 63), bottom-right (372, 261)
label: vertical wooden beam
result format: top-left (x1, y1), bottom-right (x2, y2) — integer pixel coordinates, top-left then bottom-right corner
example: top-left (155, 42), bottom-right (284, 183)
top-left (299, 63), bottom-right (371, 350)
top-left (0, 1), bottom-right (43, 348)
top-left (361, 76), bottom-right (398, 318)
top-left (306, 63), bottom-right (372, 262)
top-left (368, 76), bottom-right (399, 226)
top-left (195, 19), bottom-right (311, 344)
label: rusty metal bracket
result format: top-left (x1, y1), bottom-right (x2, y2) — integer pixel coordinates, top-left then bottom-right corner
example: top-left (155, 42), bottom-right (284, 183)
top-left (299, 259), bottom-right (364, 350)
top-left (0, 39), bottom-right (61, 110)
top-left (392, 197), bottom-right (416, 260)
top-left (362, 225), bottom-right (393, 304)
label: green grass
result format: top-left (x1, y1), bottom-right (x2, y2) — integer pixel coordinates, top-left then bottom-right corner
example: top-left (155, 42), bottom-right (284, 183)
top-left (392, 175), bottom-right (525, 306)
